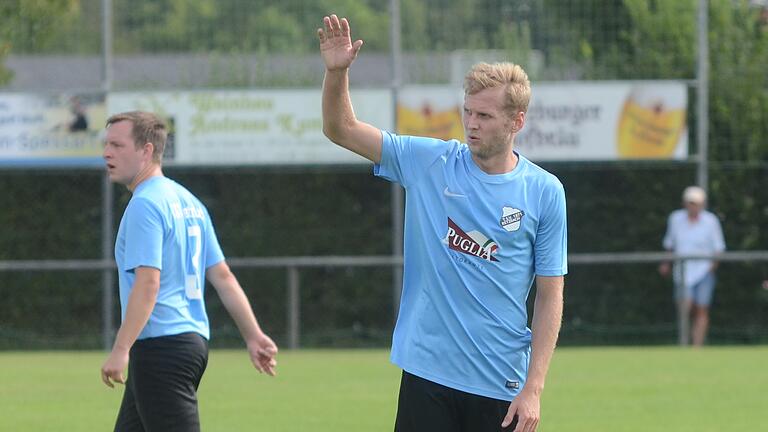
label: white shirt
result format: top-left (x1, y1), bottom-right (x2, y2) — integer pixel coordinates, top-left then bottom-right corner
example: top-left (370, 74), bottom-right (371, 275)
top-left (662, 209), bottom-right (725, 287)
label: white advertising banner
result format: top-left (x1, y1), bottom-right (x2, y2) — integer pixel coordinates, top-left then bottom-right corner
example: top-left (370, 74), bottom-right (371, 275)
top-left (398, 81), bottom-right (688, 161)
top-left (0, 93), bottom-right (106, 166)
top-left (108, 90), bottom-right (392, 165)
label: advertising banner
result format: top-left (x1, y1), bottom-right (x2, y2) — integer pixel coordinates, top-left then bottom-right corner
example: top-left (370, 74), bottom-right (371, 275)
top-left (397, 81), bottom-right (688, 161)
top-left (0, 93), bottom-right (106, 166)
top-left (108, 90), bottom-right (392, 166)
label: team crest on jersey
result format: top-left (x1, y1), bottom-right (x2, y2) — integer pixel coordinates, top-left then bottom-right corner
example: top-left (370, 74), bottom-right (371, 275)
top-left (443, 218), bottom-right (500, 262)
top-left (500, 207), bottom-right (524, 232)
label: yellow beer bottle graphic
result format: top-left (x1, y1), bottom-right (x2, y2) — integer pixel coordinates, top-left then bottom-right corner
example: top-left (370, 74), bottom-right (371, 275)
top-left (617, 86), bottom-right (686, 158)
top-left (397, 103), bottom-right (463, 141)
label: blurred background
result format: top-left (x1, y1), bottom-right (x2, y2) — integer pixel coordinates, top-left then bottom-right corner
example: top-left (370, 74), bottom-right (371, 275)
top-left (0, 0), bottom-right (767, 351)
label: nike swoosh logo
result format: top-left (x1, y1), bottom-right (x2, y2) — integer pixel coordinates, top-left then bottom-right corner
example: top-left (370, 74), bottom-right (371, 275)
top-left (443, 187), bottom-right (467, 198)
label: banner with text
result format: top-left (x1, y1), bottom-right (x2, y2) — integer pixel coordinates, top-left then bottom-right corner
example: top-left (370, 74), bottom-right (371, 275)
top-left (0, 93), bottom-right (106, 166)
top-left (397, 81), bottom-right (688, 161)
top-left (108, 90), bottom-right (392, 165)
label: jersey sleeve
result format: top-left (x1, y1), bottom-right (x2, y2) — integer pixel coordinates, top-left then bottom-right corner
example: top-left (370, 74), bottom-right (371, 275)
top-left (534, 179), bottom-right (568, 276)
top-left (374, 130), bottom-right (454, 188)
top-left (203, 215), bottom-right (225, 269)
top-left (122, 197), bottom-right (164, 272)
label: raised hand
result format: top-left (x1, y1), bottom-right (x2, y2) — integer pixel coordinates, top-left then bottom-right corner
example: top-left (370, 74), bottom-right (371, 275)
top-left (317, 14), bottom-right (363, 71)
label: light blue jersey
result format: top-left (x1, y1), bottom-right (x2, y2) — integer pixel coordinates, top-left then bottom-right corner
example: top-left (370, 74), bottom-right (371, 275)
top-left (115, 176), bottom-right (225, 340)
top-left (375, 131), bottom-right (568, 401)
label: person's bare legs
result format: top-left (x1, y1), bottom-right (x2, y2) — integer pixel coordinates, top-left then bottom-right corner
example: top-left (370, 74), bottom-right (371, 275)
top-left (691, 304), bottom-right (709, 347)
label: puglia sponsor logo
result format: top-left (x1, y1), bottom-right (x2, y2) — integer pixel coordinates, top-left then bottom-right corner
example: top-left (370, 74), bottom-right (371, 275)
top-left (443, 218), bottom-right (500, 262)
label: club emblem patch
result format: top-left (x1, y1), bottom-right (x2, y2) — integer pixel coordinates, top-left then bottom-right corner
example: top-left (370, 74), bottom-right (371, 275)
top-left (500, 207), bottom-right (524, 232)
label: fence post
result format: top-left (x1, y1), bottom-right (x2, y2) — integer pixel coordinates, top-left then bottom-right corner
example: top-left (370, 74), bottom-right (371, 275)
top-left (389, 0), bottom-right (404, 324)
top-left (287, 266), bottom-right (300, 349)
top-left (677, 258), bottom-right (690, 346)
top-left (101, 172), bottom-right (114, 350)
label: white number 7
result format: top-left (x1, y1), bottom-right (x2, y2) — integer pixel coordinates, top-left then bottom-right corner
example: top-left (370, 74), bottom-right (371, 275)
top-left (186, 225), bottom-right (203, 299)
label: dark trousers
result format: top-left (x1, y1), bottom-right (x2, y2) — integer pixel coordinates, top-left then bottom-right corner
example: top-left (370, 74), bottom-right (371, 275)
top-left (394, 371), bottom-right (518, 432)
top-left (114, 332), bottom-right (209, 432)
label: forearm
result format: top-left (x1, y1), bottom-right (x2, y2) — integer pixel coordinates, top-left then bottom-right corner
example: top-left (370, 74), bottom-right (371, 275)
top-left (525, 276), bottom-right (564, 394)
top-left (322, 69), bottom-right (357, 142)
top-left (214, 272), bottom-right (264, 341)
top-left (113, 280), bottom-right (158, 352)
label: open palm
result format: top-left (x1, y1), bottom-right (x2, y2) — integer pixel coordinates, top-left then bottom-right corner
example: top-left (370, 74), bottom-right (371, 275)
top-left (318, 14), bottom-right (363, 71)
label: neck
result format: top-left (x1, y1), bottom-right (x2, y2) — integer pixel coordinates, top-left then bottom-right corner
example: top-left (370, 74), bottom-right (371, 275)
top-left (472, 149), bottom-right (519, 175)
top-left (128, 163), bottom-right (162, 192)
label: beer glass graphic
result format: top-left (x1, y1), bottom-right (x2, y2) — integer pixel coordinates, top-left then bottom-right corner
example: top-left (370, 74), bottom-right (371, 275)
top-left (617, 84), bottom-right (686, 158)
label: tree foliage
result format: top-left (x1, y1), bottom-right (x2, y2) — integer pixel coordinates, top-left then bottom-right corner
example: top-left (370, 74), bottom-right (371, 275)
top-left (0, 0), bottom-right (80, 84)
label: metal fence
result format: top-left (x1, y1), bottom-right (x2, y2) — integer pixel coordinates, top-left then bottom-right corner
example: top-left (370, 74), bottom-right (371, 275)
top-left (1, 0), bottom-right (767, 350)
top-left (2, 251), bottom-right (768, 349)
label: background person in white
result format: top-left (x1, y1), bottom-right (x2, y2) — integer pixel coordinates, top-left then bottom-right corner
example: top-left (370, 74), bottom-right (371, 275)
top-left (100, 111), bottom-right (278, 431)
top-left (319, 14), bottom-right (566, 432)
top-left (659, 186), bottom-right (726, 347)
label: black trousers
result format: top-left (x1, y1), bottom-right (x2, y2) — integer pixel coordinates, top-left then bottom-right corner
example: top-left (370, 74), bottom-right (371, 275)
top-left (394, 371), bottom-right (518, 432)
top-left (114, 332), bottom-right (209, 432)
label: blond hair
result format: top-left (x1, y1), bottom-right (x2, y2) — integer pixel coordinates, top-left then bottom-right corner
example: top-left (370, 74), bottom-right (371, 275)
top-left (464, 62), bottom-right (531, 116)
top-left (106, 111), bottom-right (167, 163)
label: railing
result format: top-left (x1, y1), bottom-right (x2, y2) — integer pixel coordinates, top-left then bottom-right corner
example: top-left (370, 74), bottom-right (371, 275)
top-left (3, 251), bottom-right (768, 349)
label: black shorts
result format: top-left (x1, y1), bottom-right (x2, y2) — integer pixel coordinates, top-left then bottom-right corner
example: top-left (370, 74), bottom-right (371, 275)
top-left (394, 371), bottom-right (518, 432)
top-left (114, 332), bottom-right (209, 432)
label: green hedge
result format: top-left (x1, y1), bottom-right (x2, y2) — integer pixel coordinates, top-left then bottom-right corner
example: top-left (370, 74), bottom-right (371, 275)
top-left (1, 163), bottom-right (767, 349)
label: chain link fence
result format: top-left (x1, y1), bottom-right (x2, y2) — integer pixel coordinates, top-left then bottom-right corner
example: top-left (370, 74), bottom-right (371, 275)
top-left (1, 0), bottom-right (767, 349)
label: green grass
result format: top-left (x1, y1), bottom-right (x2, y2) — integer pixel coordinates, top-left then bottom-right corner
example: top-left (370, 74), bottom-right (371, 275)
top-left (0, 347), bottom-right (766, 431)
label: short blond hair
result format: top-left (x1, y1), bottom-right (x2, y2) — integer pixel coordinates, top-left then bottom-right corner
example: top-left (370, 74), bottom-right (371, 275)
top-left (106, 111), bottom-right (167, 163)
top-left (464, 62), bottom-right (531, 116)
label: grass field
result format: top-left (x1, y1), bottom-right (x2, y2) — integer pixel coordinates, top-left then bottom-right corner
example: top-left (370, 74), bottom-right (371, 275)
top-left (0, 346), bottom-right (766, 431)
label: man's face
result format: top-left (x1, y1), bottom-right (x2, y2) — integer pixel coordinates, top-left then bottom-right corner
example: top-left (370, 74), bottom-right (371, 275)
top-left (462, 86), bottom-right (523, 160)
top-left (684, 200), bottom-right (704, 217)
top-left (103, 120), bottom-right (150, 186)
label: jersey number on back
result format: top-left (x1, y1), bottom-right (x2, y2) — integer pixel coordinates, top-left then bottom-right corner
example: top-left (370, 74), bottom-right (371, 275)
top-left (185, 225), bottom-right (203, 300)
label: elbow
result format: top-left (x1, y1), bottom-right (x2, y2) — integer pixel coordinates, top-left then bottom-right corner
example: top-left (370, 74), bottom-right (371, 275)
top-left (322, 124), bottom-right (336, 141)
top-left (136, 279), bottom-right (160, 303)
top-left (322, 123), bottom-right (345, 145)
top-left (146, 279), bottom-right (160, 298)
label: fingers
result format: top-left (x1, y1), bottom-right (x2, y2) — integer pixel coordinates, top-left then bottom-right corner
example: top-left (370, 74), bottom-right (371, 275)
top-left (515, 416), bottom-right (539, 432)
top-left (250, 346), bottom-right (278, 376)
top-left (340, 17), bottom-right (350, 36)
top-left (501, 412), bottom-right (517, 428)
top-left (101, 368), bottom-right (125, 388)
top-left (318, 14), bottom-right (352, 42)
top-left (503, 411), bottom-right (538, 432)
top-left (330, 14), bottom-right (341, 36)
top-left (352, 39), bottom-right (364, 56)
top-left (262, 358), bottom-right (277, 376)
top-left (252, 356), bottom-right (277, 376)
top-left (101, 369), bottom-right (114, 388)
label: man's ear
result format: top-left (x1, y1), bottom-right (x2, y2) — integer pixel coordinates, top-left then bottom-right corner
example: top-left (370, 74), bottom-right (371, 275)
top-left (511, 111), bottom-right (526, 133)
top-left (143, 142), bottom-right (155, 160)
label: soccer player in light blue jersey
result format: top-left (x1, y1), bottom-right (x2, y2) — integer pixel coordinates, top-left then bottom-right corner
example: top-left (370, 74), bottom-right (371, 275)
top-left (319, 14), bottom-right (566, 432)
top-left (100, 111), bottom-right (278, 432)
